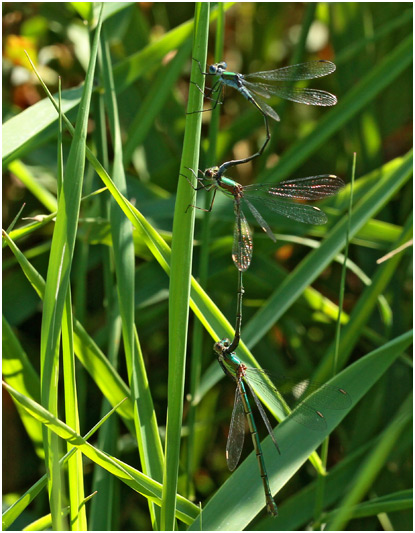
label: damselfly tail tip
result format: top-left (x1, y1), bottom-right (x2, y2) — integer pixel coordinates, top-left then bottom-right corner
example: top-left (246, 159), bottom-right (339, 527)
top-left (267, 500), bottom-right (278, 517)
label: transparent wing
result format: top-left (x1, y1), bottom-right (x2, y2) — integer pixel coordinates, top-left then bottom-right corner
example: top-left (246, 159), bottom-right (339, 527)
top-left (226, 387), bottom-right (246, 471)
top-left (250, 91), bottom-right (281, 122)
top-left (243, 80), bottom-right (337, 106)
top-left (244, 378), bottom-right (281, 454)
top-left (241, 175), bottom-right (344, 225)
top-left (245, 369), bottom-right (352, 432)
top-left (243, 197), bottom-right (276, 243)
top-left (244, 60), bottom-right (336, 81)
top-left (245, 195), bottom-right (328, 225)
top-left (232, 202), bottom-right (253, 271)
top-left (290, 403), bottom-right (331, 430)
top-left (244, 175), bottom-right (345, 200)
top-left (256, 96), bottom-right (281, 122)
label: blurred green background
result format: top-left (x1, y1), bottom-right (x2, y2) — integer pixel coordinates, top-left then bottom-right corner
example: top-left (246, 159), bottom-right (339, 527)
top-left (2, 3), bottom-right (412, 531)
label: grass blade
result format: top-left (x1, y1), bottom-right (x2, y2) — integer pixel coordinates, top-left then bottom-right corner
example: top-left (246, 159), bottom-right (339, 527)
top-left (161, 4), bottom-right (210, 529)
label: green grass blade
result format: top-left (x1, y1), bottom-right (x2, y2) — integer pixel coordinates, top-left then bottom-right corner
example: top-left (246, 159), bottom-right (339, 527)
top-left (161, 4), bottom-right (209, 529)
top-left (327, 393), bottom-right (412, 530)
top-left (38, 10), bottom-right (103, 527)
top-left (6, 160), bottom-right (58, 213)
top-left (101, 21), bottom-right (163, 529)
top-left (58, 82), bottom-right (87, 530)
top-left (185, 1), bottom-right (225, 500)
top-left (313, 153), bottom-right (356, 520)
top-left (257, 34), bottom-right (413, 184)
top-left (187, 330), bottom-right (412, 530)
top-left (243, 150), bottom-right (412, 349)
top-left (2, 316), bottom-right (43, 458)
top-left (324, 490), bottom-right (413, 522)
top-left (101, 25), bottom-right (165, 527)
top-left (2, 381), bottom-right (200, 525)
top-left (2, 85), bottom-right (83, 166)
top-left (314, 213), bottom-right (413, 381)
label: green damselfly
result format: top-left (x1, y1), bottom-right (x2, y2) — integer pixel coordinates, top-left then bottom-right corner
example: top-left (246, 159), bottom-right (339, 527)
top-left (191, 60), bottom-right (336, 170)
top-left (214, 268), bottom-right (279, 516)
top-left (214, 272), bottom-right (351, 516)
top-left (215, 337), bottom-right (280, 516)
top-left (194, 59), bottom-right (337, 122)
top-left (184, 165), bottom-right (344, 271)
top-left (214, 346), bottom-right (352, 515)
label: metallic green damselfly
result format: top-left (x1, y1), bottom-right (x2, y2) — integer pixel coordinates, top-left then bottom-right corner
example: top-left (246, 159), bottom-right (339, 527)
top-left (190, 60), bottom-right (336, 170)
top-left (214, 269), bottom-right (280, 516)
top-left (194, 59), bottom-right (337, 122)
top-left (214, 273), bottom-right (351, 516)
top-left (184, 165), bottom-right (344, 271)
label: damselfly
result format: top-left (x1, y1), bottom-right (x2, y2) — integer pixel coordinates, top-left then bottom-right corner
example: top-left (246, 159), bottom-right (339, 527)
top-left (191, 59), bottom-right (337, 170)
top-left (214, 334), bottom-right (351, 516)
top-left (215, 338), bottom-right (279, 515)
top-left (183, 166), bottom-right (344, 271)
top-left (194, 59), bottom-right (337, 122)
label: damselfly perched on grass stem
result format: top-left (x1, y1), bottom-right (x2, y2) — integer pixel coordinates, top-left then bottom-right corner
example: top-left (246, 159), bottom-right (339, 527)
top-left (214, 270), bottom-right (351, 516)
top-left (183, 165), bottom-right (344, 271)
top-left (193, 59), bottom-right (337, 121)
top-left (189, 59), bottom-right (337, 170)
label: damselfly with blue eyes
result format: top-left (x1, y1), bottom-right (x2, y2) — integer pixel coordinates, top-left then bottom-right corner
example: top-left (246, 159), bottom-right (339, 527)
top-left (214, 327), bottom-right (351, 515)
top-left (194, 59), bottom-right (337, 122)
top-left (190, 60), bottom-right (336, 171)
top-left (183, 165), bottom-right (344, 271)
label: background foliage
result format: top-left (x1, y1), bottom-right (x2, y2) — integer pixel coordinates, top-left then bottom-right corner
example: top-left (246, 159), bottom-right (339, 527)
top-left (2, 2), bottom-right (413, 531)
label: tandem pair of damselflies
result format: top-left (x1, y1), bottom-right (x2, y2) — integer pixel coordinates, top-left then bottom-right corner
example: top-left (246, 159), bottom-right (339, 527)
top-left (185, 59), bottom-right (342, 270)
top-left (215, 271), bottom-right (351, 516)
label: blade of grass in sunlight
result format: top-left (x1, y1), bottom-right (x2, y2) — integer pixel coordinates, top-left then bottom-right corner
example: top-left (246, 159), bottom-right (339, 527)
top-left (187, 331), bottom-right (412, 530)
top-left (161, 3), bottom-right (210, 528)
top-left (38, 7), bottom-right (103, 528)
top-left (100, 26), bottom-right (164, 528)
top-left (2, 381), bottom-right (200, 525)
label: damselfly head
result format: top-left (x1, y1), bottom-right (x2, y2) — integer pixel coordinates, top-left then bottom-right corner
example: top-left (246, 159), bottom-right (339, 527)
top-left (208, 61), bottom-right (227, 75)
top-left (213, 338), bottom-right (230, 355)
top-left (204, 166), bottom-right (220, 180)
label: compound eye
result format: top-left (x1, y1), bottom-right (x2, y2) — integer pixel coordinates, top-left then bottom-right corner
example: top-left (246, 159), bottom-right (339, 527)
top-left (208, 64), bottom-right (217, 74)
top-left (219, 61), bottom-right (227, 69)
top-left (213, 341), bottom-right (224, 354)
